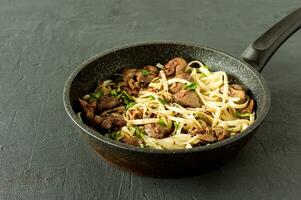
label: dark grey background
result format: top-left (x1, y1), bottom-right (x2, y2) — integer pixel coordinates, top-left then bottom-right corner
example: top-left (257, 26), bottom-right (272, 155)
top-left (1, 0), bottom-right (300, 199)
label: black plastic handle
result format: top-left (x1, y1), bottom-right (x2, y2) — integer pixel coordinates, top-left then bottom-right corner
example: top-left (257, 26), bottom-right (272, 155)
top-left (241, 7), bottom-right (301, 72)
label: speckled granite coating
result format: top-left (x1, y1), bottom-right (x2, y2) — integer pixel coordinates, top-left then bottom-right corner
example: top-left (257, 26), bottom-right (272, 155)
top-left (1, 0), bottom-right (301, 199)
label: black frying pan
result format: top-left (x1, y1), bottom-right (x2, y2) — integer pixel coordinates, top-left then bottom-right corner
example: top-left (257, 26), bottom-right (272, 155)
top-left (63, 8), bottom-right (301, 177)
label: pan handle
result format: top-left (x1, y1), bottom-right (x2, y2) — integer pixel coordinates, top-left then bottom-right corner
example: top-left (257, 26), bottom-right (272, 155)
top-left (240, 7), bottom-right (301, 72)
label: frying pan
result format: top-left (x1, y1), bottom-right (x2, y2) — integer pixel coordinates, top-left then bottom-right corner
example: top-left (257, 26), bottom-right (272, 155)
top-left (63, 8), bottom-right (301, 177)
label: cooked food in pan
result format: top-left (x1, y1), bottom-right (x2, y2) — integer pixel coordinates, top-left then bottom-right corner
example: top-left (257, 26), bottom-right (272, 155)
top-left (78, 57), bottom-right (255, 149)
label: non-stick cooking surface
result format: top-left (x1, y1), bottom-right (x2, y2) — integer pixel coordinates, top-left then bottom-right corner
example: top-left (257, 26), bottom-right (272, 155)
top-left (1, 0), bottom-right (300, 199)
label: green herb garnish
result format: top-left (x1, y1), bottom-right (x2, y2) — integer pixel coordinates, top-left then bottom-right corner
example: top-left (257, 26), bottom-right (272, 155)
top-left (110, 89), bottom-right (118, 97)
top-left (141, 69), bottom-right (150, 76)
top-left (124, 98), bottom-right (130, 105)
top-left (117, 90), bottom-right (136, 109)
top-left (90, 91), bottom-right (104, 100)
top-left (158, 98), bottom-right (167, 105)
top-left (185, 82), bottom-right (198, 91)
top-left (89, 96), bottom-right (98, 101)
top-left (134, 127), bottom-right (144, 139)
top-left (122, 91), bottom-right (134, 100)
top-left (108, 131), bottom-right (123, 141)
top-left (120, 91), bottom-right (133, 102)
top-left (174, 122), bottom-right (180, 130)
top-left (158, 117), bottom-right (166, 126)
top-left (94, 91), bottom-right (104, 98)
top-left (126, 102), bottom-right (136, 110)
top-left (148, 95), bottom-right (155, 100)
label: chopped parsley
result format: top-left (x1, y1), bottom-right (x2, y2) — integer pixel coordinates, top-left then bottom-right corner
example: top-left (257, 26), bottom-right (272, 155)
top-left (90, 91), bottom-right (104, 100)
top-left (134, 127), bottom-right (144, 139)
top-left (158, 98), bottom-right (167, 105)
top-left (141, 69), bottom-right (151, 76)
top-left (122, 90), bottom-right (134, 100)
top-left (108, 131), bottom-right (123, 141)
top-left (113, 90), bottom-right (135, 109)
top-left (126, 102), bottom-right (136, 110)
top-left (110, 89), bottom-right (119, 97)
top-left (158, 117), bottom-right (166, 126)
top-left (148, 95), bottom-right (155, 100)
top-left (174, 122), bottom-right (180, 130)
top-left (185, 82), bottom-right (198, 91)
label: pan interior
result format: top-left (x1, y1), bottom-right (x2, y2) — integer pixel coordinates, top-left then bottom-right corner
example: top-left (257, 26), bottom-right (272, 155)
top-left (66, 42), bottom-right (270, 150)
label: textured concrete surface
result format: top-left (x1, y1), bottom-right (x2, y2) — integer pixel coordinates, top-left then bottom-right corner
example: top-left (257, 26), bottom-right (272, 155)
top-left (0, 0), bottom-right (301, 199)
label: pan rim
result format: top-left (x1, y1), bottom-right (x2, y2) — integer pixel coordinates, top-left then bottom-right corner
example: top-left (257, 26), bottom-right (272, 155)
top-left (63, 41), bottom-right (271, 154)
